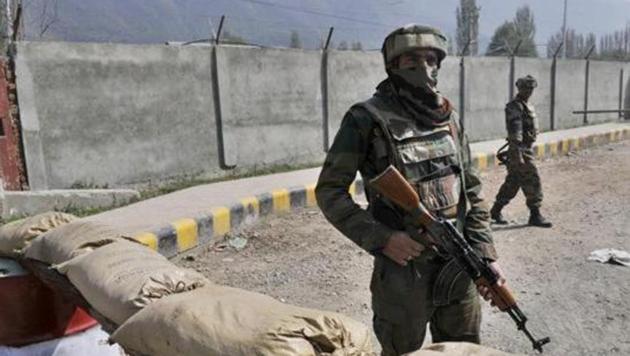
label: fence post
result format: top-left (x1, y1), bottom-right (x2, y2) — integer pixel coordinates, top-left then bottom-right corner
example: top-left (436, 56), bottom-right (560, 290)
top-left (508, 40), bottom-right (522, 100)
top-left (210, 15), bottom-right (235, 169)
top-left (321, 27), bottom-right (334, 152)
top-left (619, 68), bottom-right (625, 120)
top-left (583, 45), bottom-right (596, 125)
top-left (550, 42), bottom-right (564, 131)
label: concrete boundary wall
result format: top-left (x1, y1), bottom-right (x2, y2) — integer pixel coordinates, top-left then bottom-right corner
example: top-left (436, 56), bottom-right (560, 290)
top-left (463, 57), bottom-right (511, 141)
top-left (217, 47), bottom-right (325, 168)
top-left (327, 50), bottom-right (384, 146)
top-left (13, 41), bottom-right (629, 189)
top-left (15, 41), bottom-right (220, 190)
top-left (587, 60), bottom-right (626, 124)
top-left (554, 59), bottom-right (586, 129)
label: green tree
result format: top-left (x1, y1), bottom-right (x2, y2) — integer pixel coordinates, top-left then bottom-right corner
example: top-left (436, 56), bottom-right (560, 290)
top-left (512, 5), bottom-right (538, 57)
top-left (486, 21), bottom-right (517, 56)
top-left (289, 30), bottom-right (302, 49)
top-left (486, 5), bottom-right (537, 57)
top-left (456, 0), bottom-right (480, 55)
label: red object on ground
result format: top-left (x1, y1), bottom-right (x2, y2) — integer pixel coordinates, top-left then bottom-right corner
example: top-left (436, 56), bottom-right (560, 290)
top-left (0, 259), bottom-right (98, 347)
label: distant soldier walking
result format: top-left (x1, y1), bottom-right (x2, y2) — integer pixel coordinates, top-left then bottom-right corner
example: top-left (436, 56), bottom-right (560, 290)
top-left (490, 75), bottom-right (552, 228)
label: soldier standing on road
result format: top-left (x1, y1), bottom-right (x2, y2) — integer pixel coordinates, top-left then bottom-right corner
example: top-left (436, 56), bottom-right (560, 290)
top-left (490, 76), bottom-right (553, 228)
top-left (315, 24), bottom-right (506, 355)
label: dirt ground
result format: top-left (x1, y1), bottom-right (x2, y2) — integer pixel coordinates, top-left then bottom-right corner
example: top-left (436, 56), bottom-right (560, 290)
top-left (174, 140), bottom-right (630, 356)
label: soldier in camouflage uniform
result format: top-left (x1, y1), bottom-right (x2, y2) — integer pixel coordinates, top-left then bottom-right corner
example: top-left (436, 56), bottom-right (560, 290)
top-left (490, 75), bottom-right (552, 228)
top-left (315, 25), bottom-right (506, 356)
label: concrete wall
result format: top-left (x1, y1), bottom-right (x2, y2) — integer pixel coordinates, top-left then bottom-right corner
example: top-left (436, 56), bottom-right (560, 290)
top-left (13, 41), bottom-right (629, 189)
top-left (554, 59), bottom-right (586, 129)
top-left (463, 57), bottom-right (511, 141)
top-left (217, 47), bottom-right (324, 168)
top-left (438, 56), bottom-right (461, 114)
top-left (16, 41), bottom-right (219, 189)
top-left (327, 50), bottom-right (384, 143)
top-left (587, 60), bottom-right (625, 124)
top-left (514, 58), bottom-right (553, 132)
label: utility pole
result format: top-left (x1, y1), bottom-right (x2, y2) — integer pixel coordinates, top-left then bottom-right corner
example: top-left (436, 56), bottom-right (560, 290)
top-left (562, 0), bottom-right (568, 58)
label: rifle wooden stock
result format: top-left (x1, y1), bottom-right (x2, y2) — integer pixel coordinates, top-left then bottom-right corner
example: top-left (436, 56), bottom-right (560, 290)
top-left (369, 166), bottom-right (436, 228)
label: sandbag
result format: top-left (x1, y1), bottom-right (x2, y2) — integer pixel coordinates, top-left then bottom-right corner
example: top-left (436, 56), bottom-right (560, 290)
top-left (24, 220), bottom-right (132, 265)
top-left (405, 342), bottom-right (522, 356)
top-left (112, 285), bottom-right (373, 356)
top-left (57, 240), bottom-right (206, 325)
top-left (0, 212), bottom-right (76, 256)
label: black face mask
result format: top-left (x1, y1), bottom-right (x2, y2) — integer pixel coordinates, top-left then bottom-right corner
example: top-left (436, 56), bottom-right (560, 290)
top-left (388, 61), bottom-right (443, 108)
top-left (389, 63), bottom-right (438, 91)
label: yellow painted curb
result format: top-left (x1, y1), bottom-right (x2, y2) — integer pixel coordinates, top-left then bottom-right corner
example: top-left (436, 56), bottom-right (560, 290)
top-left (548, 142), bottom-right (558, 157)
top-left (572, 138), bottom-right (580, 150)
top-left (172, 218), bottom-right (198, 251)
top-left (476, 154), bottom-right (488, 170)
top-left (240, 196), bottom-right (260, 215)
top-left (305, 184), bottom-right (317, 207)
top-left (211, 207), bottom-right (231, 236)
top-left (561, 139), bottom-right (570, 154)
top-left (272, 189), bottom-right (290, 212)
top-left (134, 232), bottom-right (158, 251)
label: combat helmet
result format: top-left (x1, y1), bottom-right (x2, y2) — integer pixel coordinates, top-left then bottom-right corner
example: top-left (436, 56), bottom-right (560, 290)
top-left (516, 75), bottom-right (538, 89)
top-left (381, 24), bottom-right (448, 68)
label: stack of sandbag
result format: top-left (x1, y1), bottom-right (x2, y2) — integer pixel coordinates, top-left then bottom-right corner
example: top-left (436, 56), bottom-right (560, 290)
top-left (55, 239), bottom-right (207, 325)
top-left (0, 212), bottom-right (76, 256)
top-left (22, 220), bottom-right (207, 325)
top-left (111, 284), bottom-right (374, 356)
top-left (405, 342), bottom-right (524, 356)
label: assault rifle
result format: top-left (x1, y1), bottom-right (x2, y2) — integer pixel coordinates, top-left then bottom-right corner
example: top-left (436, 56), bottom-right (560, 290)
top-left (369, 165), bottom-right (551, 353)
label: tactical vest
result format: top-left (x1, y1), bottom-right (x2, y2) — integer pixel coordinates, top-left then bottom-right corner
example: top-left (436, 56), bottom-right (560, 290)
top-left (355, 96), bottom-right (465, 220)
top-left (509, 100), bottom-right (539, 146)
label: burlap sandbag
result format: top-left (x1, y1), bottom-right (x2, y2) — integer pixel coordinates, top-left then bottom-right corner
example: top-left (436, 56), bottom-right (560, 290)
top-left (57, 239), bottom-right (206, 325)
top-left (111, 285), bottom-right (373, 356)
top-left (0, 212), bottom-right (76, 256)
top-left (24, 220), bottom-right (133, 265)
top-left (405, 342), bottom-right (523, 356)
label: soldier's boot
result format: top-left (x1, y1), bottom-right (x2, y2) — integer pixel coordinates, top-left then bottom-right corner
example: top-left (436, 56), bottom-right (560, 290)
top-left (528, 208), bottom-right (552, 228)
top-left (490, 203), bottom-right (508, 225)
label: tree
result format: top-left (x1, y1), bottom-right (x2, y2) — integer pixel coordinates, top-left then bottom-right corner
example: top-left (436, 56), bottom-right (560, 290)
top-left (289, 30), bottom-right (302, 49)
top-left (598, 24), bottom-right (630, 61)
top-left (486, 5), bottom-right (537, 57)
top-left (337, 40), bottom-right (348, 51)
top-left (456, 0), bottom-right (480, 55)
top-left (547, 29), bottom-right (597, 59)
top-left (512, 5), bottom-right (537, 57)
top-left (486, 21), bottom-right (517, 56)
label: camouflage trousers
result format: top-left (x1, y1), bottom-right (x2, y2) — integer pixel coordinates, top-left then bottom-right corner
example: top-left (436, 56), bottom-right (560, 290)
top-left (370, 254), bottom-right (481, 356)
top-left (494, 148), bottom-right (543, 209)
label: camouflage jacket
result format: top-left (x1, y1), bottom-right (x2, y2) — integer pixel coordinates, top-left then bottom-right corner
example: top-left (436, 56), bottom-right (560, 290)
top-left (506, 97), bottom-right (538, 147)
top-left (315, 82), bottom-right (498, 261)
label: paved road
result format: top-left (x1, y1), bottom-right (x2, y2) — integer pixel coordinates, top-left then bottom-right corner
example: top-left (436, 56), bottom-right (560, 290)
top-left (175, 139), bottom-right (630, 356)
